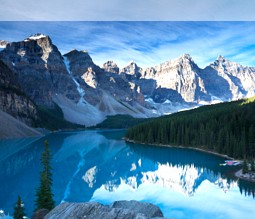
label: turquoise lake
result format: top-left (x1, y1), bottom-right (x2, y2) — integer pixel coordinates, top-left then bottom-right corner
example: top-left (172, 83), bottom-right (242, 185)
top-left (0, 130), bottom-right (255, 218)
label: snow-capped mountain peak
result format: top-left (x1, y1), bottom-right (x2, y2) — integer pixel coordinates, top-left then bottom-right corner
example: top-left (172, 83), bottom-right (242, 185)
top-left (25, 33), bottom-right (47, 41)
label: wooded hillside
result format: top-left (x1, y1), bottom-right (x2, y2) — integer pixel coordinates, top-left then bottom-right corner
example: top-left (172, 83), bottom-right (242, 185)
top-left (126, 97), bottom-right (255, 158)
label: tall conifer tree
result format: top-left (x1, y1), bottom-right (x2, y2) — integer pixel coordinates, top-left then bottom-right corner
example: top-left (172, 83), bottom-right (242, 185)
top-left (13, 195), bottom-right (25, 219)
top-left (34, 140), bottom-right (55, 211)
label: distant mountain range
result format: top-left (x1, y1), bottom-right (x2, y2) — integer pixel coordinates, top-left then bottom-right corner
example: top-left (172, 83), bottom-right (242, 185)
top-left (0, 33), bottom-right (255, 131)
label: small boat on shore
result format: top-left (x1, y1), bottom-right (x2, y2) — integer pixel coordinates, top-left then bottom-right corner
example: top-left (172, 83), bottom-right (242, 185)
top-left (220, 160), bottom-right (241, 166)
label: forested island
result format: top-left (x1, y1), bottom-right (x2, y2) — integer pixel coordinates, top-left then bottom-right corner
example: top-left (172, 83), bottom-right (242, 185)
top-left (126, 97), bottom-right (255, 159)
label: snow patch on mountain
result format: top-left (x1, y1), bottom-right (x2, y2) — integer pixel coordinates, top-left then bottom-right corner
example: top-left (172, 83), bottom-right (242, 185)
top-left (25, 33), bottom-right (47, 41)
top-left (145, 98), bottom-right (191, 115)
top-left (63, 56), bottom-right (86, 103)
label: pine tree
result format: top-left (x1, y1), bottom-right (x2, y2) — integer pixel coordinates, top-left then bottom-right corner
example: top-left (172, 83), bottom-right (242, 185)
top-left (242, 159), bottom-right (249, 174)
top-left (13, 195), bottom-right (25, 219)
top-left (35, 140), bottom-right (55, 211)
top-left (251, 159), bottom-right (255, 172)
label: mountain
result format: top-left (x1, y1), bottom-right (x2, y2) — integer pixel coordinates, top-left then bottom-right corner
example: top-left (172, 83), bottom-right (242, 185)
top-left (0, 34), bottom-right (79, 106)
top-left (0, 59), bottom-right (42, 138)
top-left (0, 59), bottom-right (37, 125)
top-left (0, 33), bottom-right (255, 130)
top-left (125, 96), bottom-right (255, 159)
top-left (141, 54), bottom-right (206, 103)
top-left (205, 55), bottom-right (255, 99)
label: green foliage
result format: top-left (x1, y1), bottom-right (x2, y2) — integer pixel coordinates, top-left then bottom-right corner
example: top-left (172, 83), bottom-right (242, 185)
top-left (13, 195), bottom-right (25, 219)
top-left (94, 114), bottom-right (148, 129)
top-left (126, 97), bottom-right (255, 159)
top-left (35, 104), bottom-right (84, 131)
top-left (250, 160), bottom-right (255, 172)
top-left (243, 159), bottom-right (249, 174)
top-left (35, 141), bottom-right (55, 211)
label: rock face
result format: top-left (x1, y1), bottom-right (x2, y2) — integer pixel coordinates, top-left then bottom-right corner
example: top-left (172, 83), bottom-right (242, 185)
top-left (0, 34), bottom-right (79, 106)
top-left (121, 61), bottom-right (142, 78)
top-left (1, 33), bottom-right (255, 127)
top-left (103, 60), bottom-right (119, 74)
top-left (205, 55), bottom-right (255, 99)
top-left (142, 54), bottom-right (207, 102)
top-left (0, 60), bottom-right (37, 125)
top-left (64, 49), bottom-right (145, 111)
top-left (81, 67), bottom-right (98, 88)
top-left (44, 201), bottom-right (168, 219)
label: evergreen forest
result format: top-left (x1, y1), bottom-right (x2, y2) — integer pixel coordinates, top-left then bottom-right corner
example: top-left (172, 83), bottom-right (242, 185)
top-left (126, 97), bottom-right (255, 159)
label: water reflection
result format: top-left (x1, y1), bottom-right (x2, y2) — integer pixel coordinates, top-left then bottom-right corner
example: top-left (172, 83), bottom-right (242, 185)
top-left (0, 130), bottom-right (254, 218)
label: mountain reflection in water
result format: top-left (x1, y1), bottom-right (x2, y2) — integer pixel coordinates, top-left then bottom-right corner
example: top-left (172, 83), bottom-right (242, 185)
top-left (0, 130), bottom-right (254, 219)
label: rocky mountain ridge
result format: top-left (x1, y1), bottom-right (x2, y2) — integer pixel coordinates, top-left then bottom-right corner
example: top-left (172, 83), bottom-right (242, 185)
top-left (0, 34), bottom-right (79, 106)
top-left (0, 34), bottom-right (255, 128)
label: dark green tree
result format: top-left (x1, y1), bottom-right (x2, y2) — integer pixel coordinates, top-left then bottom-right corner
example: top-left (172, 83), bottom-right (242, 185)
top-left (126, 97), bottom-right (255, 159)
top-left (35, 140), bottom-right (55, 211)
top-left (13, 195), bottom-right (25, 219)
top-left (250, 159), bottom-right (255, 172)
top-left (242, 159), bottom-right (249, 174)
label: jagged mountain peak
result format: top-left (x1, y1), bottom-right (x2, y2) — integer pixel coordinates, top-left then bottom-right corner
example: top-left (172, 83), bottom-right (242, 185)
top-left (103, 60), bottom-right (118, 67)
top-left (1, 33), bottom-right (60, 62)
top-left (1, 33), bottom-right (255, 128)
top-left (217, 55), bottom-right (225, 61)
top-left (64, 49), bottom-right (93, 65)
top-left (128, 60), bottom-right (137, 66)
top-left (211, 55), bottom-right (242, 69)
top-left (64, 49), bottom-right (79, 55)
top-left (180, 53), bottom-right (192, 60)
top-left (121, 60), bottom-right (142, 76)
top-left (175, 54), bottom-right (195, 64)
top-left (214, 55), bottom-right (233, 64)
top-left (124, 60), bottom-right (142, 70)
top-left (103, 61), bottom-right (119, 74)
top-left (157, 54), bottom-right (195, 69)
top-left (24, 33), bottom-right (48, 41)
top-left (64, 49), bottom-right (91, 57)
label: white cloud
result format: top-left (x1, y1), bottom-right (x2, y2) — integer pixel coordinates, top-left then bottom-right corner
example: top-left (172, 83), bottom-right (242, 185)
top-left (1, 0), bottom-right (255, 21)
top-left (1, 22), bottom-right (255, 69)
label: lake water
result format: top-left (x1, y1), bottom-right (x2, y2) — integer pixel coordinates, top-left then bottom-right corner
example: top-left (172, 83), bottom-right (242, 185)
top-left (0, 130), bottom-right (255, 219)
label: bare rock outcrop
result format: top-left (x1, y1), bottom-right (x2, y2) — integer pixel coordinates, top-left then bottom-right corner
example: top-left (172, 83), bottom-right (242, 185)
top-left (81, 67), bottom-right (98, 88)
top-left (103, 60), bottom-right (119, 74)
top-left (44, 200), bottom-right (168, 219)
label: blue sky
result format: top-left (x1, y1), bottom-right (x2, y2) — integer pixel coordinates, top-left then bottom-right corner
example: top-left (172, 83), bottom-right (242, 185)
top-left (1, 22), bottom-right (255, 68)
